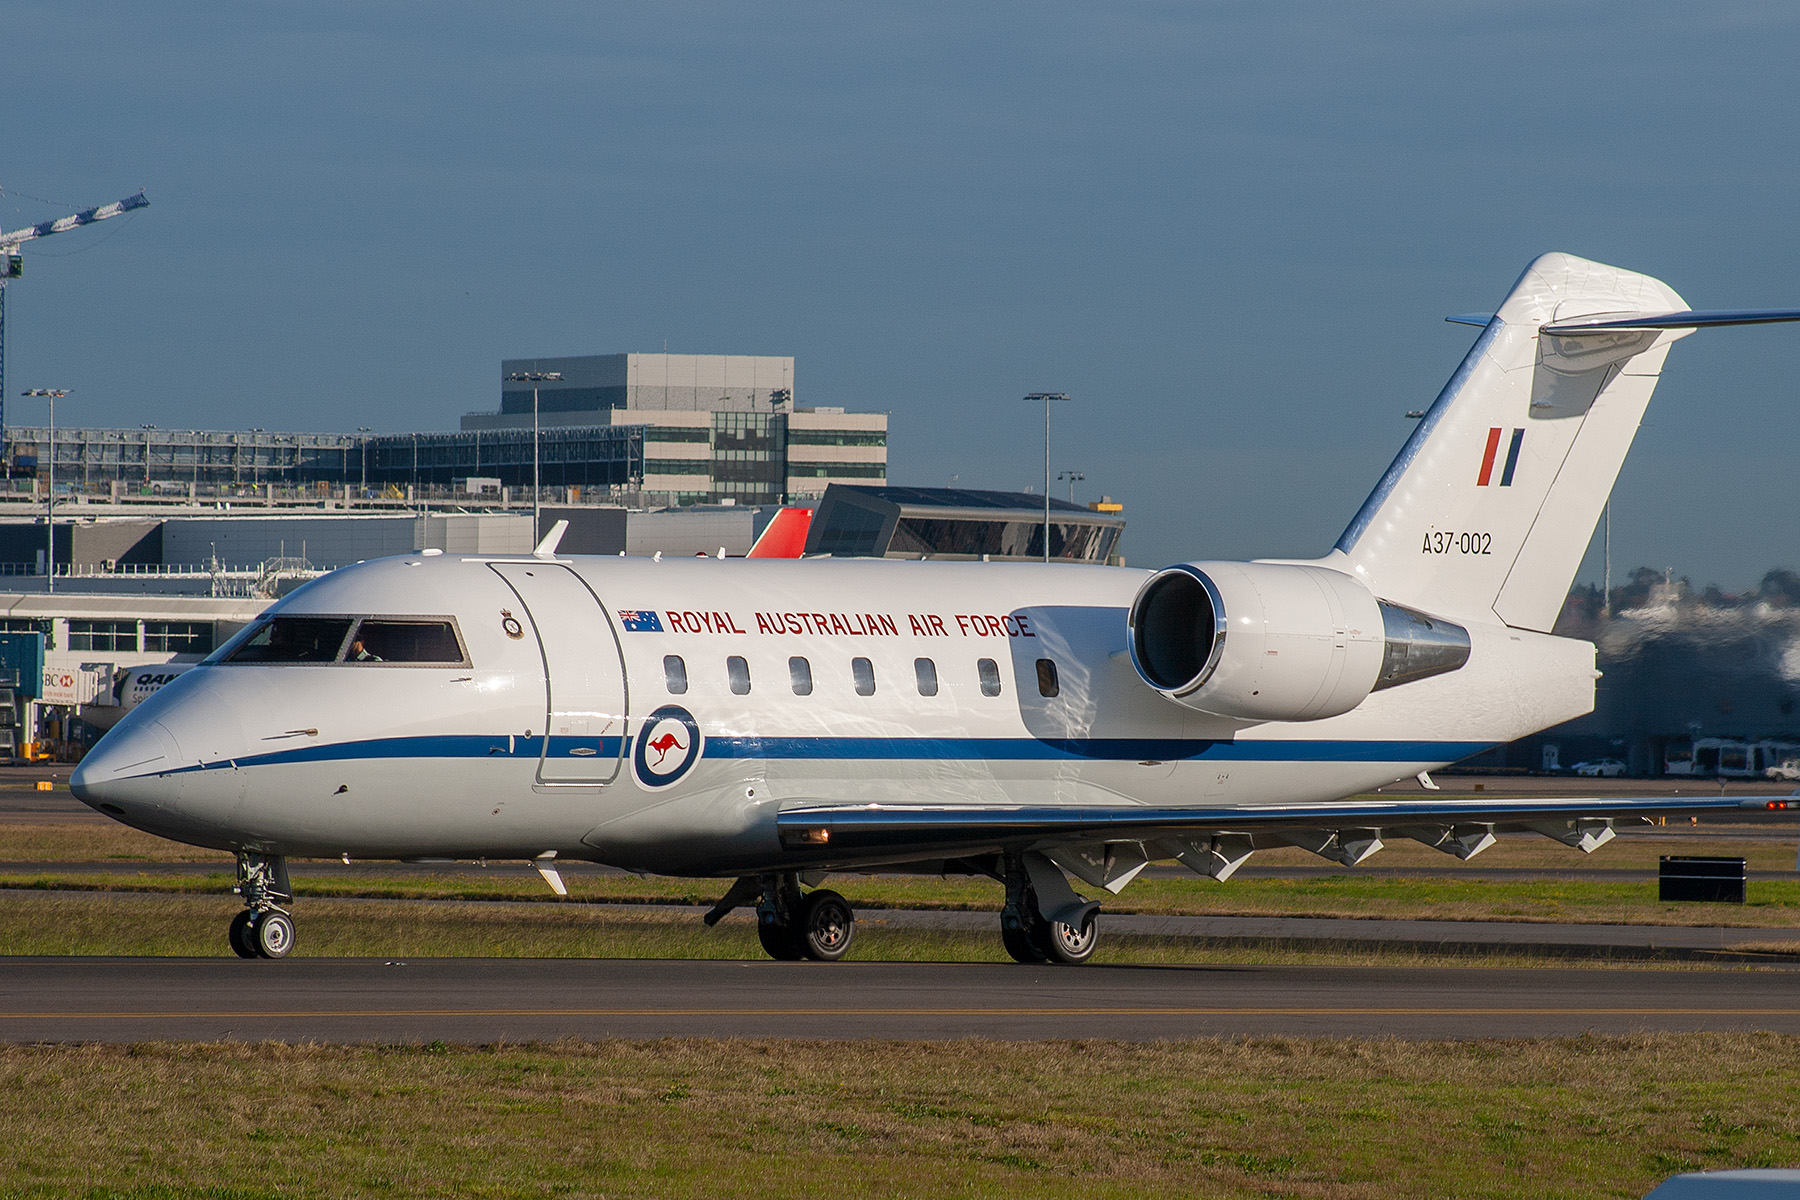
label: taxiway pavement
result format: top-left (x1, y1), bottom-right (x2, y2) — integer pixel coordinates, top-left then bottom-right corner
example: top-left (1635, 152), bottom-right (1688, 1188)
top-left (2, 957), bottom-right (1798, 1042)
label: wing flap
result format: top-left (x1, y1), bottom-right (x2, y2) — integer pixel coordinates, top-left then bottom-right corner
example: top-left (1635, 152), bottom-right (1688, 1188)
top-left (776, 795), bottom-right (1791, 857)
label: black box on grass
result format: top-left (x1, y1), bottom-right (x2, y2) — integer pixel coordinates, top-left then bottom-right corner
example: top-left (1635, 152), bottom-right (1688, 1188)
top-left (1658, 856), bottom-right (1746, 904)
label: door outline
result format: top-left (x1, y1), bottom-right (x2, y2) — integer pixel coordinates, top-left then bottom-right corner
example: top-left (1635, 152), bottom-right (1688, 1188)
top-left (490, 562), bottom-right (630, 785)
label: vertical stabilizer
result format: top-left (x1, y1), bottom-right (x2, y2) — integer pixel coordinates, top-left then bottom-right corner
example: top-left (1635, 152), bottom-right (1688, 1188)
top-left (1332, 253), bottom-right (1691, 632)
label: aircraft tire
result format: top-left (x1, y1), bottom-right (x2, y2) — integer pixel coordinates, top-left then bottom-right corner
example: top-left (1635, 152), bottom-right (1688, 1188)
top-left (1001, 920), bottom-right (1047, 963)
top-left (797, 890), bottom-right (855, 961)
top-left (1038, 913), bottom-right (1098, 965)
top-left (757, 919), bottom-right (805, 961)
top-left (228, 910), bottom-right (258, 959)
top-left (253, 911), bottom-right (295, 960)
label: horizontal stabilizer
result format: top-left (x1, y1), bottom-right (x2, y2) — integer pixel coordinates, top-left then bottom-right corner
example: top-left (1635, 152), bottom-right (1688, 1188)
top-left (1444, 314), bottom-right (1493, 327)
top-left (1542, 308), bottom-right (1800, 334)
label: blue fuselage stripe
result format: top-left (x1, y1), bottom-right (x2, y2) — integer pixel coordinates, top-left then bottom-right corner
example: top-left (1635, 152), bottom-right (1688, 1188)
top-left (169, 733), bottom-right (1493, 773)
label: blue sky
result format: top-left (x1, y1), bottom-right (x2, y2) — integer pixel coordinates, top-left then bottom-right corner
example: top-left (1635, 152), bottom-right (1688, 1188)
top-left (4, 2), bottom-right (1798, 586)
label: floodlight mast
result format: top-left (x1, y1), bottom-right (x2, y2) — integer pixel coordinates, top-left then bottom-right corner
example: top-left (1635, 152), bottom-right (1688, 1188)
top-left (1023, 393), bottom-right (1070, 563)
top-left (506, 370), bottom-right (563, 536)
top-left (0, 190), bottom-right (149, 457)
top-left (21, 389), bottom-right (68, 593)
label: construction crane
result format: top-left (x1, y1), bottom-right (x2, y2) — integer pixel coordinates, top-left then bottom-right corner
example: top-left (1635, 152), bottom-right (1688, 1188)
top-left (0, 189), bottom-right (149, 452)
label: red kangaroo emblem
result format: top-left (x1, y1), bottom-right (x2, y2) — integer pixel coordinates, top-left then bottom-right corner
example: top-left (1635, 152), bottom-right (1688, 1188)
top-left (646, 730), bottom-right (686, 767)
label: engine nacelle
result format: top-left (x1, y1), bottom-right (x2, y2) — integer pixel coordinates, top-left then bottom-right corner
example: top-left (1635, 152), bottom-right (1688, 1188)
top-left (1128, 561), bottom-right (1470, 722)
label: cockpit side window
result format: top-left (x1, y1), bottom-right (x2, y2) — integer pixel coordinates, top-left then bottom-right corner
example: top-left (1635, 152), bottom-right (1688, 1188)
top-left (223, 617), bottom-right (355, 664)
top-left (346, 619), bottom-right (468, 665)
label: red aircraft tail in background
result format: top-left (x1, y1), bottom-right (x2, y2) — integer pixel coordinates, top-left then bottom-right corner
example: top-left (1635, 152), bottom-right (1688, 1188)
top-left (746, 507), bottom-right (813, 558)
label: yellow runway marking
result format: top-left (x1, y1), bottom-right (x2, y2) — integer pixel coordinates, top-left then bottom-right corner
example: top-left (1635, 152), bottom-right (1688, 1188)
top-left (0, 1007), bottom-right (1795, 1020)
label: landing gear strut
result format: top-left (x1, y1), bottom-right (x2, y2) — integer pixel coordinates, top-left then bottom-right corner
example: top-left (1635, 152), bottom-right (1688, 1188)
top-left (1000, 851), bottom-right (1099, 965)
top-left (229, 853), bottom-right (295, 960)
top-left (707, 872), bottom-right (856, 961)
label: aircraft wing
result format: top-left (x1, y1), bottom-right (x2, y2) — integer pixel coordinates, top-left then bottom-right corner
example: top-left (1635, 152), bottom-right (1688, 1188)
top-left (777, 794), bottom-right (1797, 877)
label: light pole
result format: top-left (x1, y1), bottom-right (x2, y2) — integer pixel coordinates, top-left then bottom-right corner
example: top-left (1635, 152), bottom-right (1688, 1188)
top-left (1023, 393), bottom-right (1070, 563)
top-left (1058, 469), bottom-right (1085, 503)
top-left (23, 389), bottom-right (67, 593)
top-left (357, 427), bottom-right (371, 498)
top-left (507, 370), bottom-right (563, 536)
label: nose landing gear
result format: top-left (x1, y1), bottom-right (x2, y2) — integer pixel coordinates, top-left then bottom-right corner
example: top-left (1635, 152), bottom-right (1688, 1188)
top-left (229, 853), bottom-right (295, 960)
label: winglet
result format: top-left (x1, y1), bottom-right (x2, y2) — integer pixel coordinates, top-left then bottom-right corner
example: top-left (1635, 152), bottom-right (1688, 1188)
top-left (532, 519), bottom-right (569, 558)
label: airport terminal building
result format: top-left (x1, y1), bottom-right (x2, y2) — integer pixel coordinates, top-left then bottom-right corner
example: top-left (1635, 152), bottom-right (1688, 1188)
top-left (460, 353), bottom-right (886, 506)
top-left (3, 351), bottom-right (886, 508)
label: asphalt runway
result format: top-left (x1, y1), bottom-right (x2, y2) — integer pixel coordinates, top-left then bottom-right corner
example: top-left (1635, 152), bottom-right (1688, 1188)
top-left (3, 957), bottom-right (1799, 1042)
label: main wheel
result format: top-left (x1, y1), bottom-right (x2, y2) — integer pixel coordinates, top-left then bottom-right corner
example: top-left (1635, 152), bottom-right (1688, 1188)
top-left (1001, 918), bottom-right (1047, 963)
top-left (1038, 912), bottom-right (1098, 965)
top-left (758, 918), bottom-right (805, 961)
top-left (253, 911), bottom-right (295, 959)
top-left (798, 890), bottom-right (854, 961)
top-left (228, 910), bottom-right (257, 959)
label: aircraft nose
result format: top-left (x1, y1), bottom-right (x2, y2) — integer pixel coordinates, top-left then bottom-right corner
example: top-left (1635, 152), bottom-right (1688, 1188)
top-left (70, 719), bottom-right (183, 815)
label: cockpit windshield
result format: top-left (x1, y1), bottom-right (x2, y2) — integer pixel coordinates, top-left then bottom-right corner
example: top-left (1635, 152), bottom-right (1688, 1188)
top-left (216, 616), bottom-right (467, 666)
top-left (221, 617), bottom-right (355, 663)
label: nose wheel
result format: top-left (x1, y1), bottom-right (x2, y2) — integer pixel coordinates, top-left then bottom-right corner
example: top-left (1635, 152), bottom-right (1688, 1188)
top-left (229, 853), bottom-right (296, 960)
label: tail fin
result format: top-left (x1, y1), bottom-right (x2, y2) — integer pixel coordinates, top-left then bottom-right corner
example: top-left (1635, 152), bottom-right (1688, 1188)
top-left (747, 506), bottom-right (814, 558)
top-left (1333, 253), bottom-right (1700, 631)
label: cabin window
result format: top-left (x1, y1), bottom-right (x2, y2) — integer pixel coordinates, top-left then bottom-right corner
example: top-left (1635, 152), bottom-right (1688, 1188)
top-left (1036, 658), bottom-right (1060, 698)
top-left (851, 657), bottom-right (876, 696)
top-left (663, 655), bottom-right (688, 694)
top-left (225, 617), bottom-right (354, 663)
top-left (978, 658), bottom-right (1002, 697)
top-left (727, 655), bottom-right (752, 695)
top-left (914, 657), bottom-right (938, 697)
top-left (348, 619), bottom-right (466, 664)
top-left (789, 656), bottom-right (813, 695)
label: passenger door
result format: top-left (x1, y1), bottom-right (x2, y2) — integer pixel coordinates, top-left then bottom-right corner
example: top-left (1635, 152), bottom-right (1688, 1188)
top-left (489, 563), bottom-right (628, 785)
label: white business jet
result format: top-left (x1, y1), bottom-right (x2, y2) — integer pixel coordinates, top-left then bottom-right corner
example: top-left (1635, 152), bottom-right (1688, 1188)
top-left (71, 253), bottom-right (1800, 964)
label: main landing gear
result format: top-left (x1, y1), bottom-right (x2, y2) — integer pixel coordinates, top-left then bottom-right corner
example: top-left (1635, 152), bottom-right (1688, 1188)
top-left (999, 850), bottom-right (1099, 965)
top-left (707, 855), bottom-right (1099, 965)
top-left (707, 872), bottom-right (856, 961)
top-left (229, 853), bottom-right (296, 960)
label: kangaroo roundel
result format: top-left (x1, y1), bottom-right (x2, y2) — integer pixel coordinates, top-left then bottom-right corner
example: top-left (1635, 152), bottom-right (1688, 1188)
top-left (634, 705), bottom-right (702, 789)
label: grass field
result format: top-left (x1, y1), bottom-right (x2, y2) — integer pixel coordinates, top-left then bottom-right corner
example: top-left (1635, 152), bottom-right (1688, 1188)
top-left (7, 891), bottom-right (1716, 966)
top-left (0, 1034), bottom-right (1796, 1199)
top-left (7, 891), bottom-right (1800, 964)
top-left (6, 866), bottom-right (1799, 930)
top-left (7, 817), bottom-right (1797, 871)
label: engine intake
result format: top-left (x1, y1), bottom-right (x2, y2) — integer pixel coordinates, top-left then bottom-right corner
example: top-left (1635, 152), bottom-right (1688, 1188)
top-left (1128, 562), bottom-right (1469, 722)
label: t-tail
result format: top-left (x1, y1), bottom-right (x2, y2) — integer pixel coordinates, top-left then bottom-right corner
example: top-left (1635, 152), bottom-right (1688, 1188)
top-left (1327, 252), bottom-right (1800, 631)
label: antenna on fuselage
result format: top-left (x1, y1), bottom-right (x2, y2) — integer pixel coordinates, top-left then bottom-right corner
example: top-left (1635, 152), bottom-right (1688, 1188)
top-left (532, 519), bottom-right (569, 558)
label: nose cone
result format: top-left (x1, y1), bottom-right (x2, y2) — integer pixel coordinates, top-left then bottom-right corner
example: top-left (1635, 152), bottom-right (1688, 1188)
top-left (71, 718), bottom-right (183, 817)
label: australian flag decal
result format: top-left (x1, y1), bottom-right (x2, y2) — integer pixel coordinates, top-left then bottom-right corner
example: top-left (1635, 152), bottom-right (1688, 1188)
top-left (619, 610), bottom-right (663, 633)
